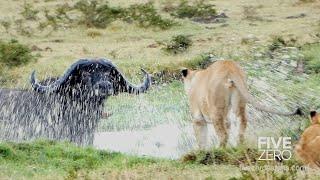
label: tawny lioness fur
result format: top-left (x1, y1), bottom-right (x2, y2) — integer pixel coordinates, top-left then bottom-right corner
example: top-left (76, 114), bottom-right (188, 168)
top-left (181, 60), bottom-right (301, 148)
top-left (295, 111), bottom-right (320, 168)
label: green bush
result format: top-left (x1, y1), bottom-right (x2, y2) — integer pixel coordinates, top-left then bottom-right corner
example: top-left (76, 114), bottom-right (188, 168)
top-left (268, 36), bottom-right (297, 51)
top-left (122, 3), bottom-right (175, 30)
top-left (269, 36), bottom-right (287, 51)
top-left (0, 39), bottom-right (35, 67)
top-left (74, 0), bottom-right (122, 28)
top-left (73, 1), bottom-right (175, 29)
top-left (170, 0), bottom-right (217, 19)
top-left (163, 35), bottom-right (192, 54)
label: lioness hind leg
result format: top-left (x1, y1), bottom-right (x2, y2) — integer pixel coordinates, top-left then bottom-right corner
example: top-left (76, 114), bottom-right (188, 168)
top-left (236, 105), bottom-right (247, 144)
top-left (211, 110), bottom-right (229, 148)
top-left (193, 120), bottom-right (208, 149)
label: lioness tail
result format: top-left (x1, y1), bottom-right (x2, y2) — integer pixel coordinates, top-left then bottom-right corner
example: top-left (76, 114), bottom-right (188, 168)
top-left (229, 75), bottom-right (302, 116)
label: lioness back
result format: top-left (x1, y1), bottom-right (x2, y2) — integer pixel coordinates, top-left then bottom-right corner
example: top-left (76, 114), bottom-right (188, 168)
top-left (189, 60), bottom-right (246, 103)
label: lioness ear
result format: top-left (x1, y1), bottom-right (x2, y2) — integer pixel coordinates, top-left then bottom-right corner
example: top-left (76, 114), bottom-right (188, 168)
top-left (310, 111), bottom-right (318, 124)
top-left (181, 68), bottom-right (189, 78)
top-left (310, 111), bottom-right (317, 118)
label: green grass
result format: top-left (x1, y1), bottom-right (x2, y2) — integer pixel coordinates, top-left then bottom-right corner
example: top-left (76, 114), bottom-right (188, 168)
top-left (1, 140), bottom-right (317, 179)
top-left (302, 43), bottom-right (320, 74)
top-left (182, 147), bottom-right (260, 166)
top-left (0, 140), bottom-right (160, 179)
top-left (0, 140), bottom-right (242, 179)
top-left (99, 81), bottom-right (189, 131)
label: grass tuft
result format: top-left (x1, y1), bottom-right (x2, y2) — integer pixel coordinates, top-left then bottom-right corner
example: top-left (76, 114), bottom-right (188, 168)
top-left (122, 2), bottom-right (176, 30)
top-left (181, 147), bottom-right (259, 166)
top-left (20, 3), bottom-right (39, 21)
top-left (170, 0), bottom-right (217, 19)
top-left (87, 29), bottom-right (103, 38)
top-left (268, 35), bottom-right (297, 52)
top-left (0, 39), bottom-right (35, 68)
top-left (163, 35), bottom-right (192, 54)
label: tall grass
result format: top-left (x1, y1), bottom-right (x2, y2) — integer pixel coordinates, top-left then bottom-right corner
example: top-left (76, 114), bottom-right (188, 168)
top-left (302, 43), bottom-right (320, 74)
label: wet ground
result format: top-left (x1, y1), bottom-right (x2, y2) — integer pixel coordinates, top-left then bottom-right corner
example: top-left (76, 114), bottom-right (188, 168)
top-left (94, 113), bottom-right (240, 159)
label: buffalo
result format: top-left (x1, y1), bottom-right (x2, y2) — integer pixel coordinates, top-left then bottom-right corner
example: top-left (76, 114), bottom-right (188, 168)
top-left (0, 59), bottom-right (151, 145)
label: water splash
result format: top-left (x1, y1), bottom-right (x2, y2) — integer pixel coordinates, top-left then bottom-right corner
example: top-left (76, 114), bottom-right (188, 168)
top-left (95, 53), bottom-right (317, 159)
top-left (1, 50), bottom-right (319, 159)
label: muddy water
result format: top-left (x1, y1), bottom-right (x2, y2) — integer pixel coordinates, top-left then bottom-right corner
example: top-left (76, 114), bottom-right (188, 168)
top-left (93, 113), bottom-right (240, 159)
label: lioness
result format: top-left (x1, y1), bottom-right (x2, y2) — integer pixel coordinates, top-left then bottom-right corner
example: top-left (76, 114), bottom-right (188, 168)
top-left (181, 60), bottom-right (301, 148)
top-left (295, 111), bottom-right (320, 168)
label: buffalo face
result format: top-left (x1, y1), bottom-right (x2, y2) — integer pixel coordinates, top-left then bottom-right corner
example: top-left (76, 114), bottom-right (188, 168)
top-left (30, 59), bottom-right (151, 99)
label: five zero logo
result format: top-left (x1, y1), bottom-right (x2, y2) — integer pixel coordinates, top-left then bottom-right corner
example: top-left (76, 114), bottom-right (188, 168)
top-left (258, 137), bottom-right (292, 161)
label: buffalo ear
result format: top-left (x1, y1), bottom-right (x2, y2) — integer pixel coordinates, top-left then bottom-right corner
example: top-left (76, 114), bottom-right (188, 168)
top-left (181, 68), bottom-right (189, 78)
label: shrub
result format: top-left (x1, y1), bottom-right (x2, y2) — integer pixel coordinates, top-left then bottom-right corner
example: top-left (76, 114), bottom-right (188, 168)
top-left (37, 1), bottom-right (175, 30)
top-left (0, 39), bottom-right (35, 67)
top-left (122, 2), bottom-right (175, 30)
top-left (74, 0), bottom-right (123, 28)
top-left (163, 35), bottom-right (192, 54)
top-left (170, 0), bottom-right (217, 19)
top-left (20, 3), bottom-right (39, 21)
top-left (268, 36), bottom-right (296, 51)
top-left (94, 4), bottom-right (123, 28)
top-left (269, 36), bottom-right (286, 51)
top-left (73, 0), bottom-right (175, 29)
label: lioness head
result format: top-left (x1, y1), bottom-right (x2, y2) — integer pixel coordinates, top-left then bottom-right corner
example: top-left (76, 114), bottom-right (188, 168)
top-left (310, 111), bottom-right (320, 124)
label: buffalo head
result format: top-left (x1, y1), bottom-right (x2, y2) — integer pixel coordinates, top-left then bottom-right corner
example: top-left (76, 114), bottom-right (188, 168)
top-left (30, 59), bottom-right (151, 99)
